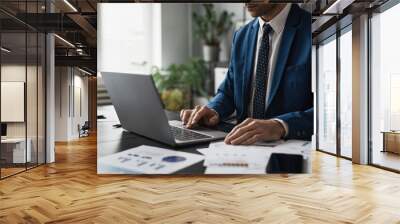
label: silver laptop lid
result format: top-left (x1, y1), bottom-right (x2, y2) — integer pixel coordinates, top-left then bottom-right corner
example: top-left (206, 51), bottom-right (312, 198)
top-left (101, 72), bottom-right (175, 145)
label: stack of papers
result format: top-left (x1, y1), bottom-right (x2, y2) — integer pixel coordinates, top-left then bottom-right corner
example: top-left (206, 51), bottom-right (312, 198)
top-left (271, 140), bottom-right (312, 158)
top-left (98, 145), bottom-right (204, 174)
top-left (198, 140), bottom-right (311, 174)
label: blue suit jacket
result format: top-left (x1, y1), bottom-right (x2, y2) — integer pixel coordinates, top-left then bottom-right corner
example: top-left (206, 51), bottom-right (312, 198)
top-left (207, 5), bottom-right (313, 140)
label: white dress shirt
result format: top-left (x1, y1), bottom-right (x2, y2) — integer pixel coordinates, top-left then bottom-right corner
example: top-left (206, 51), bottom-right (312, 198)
top-left (248, 4), bottom-right (292, 135)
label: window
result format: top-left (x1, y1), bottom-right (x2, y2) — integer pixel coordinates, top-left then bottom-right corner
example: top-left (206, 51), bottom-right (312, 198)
top-left (317, 36), bottom-right (337, 154)
top-left (98, 3), bottom-right (158, 74)
top-left (316, 25), bottom-right (353, 159)
top-left (339, 28), bottom-right (352, 158)
top-left (370, 2), bottom-right (400, 171)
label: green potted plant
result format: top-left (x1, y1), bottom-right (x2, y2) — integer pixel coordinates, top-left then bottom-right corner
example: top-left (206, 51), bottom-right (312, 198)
top-left (193, 4), bottom-right (234, 62)
top-left (152, 58), bottom-right (208, 111)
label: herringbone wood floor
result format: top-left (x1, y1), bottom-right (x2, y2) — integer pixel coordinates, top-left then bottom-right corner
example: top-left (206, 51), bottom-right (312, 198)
top-left (1, 134), bottom-right (400, 224)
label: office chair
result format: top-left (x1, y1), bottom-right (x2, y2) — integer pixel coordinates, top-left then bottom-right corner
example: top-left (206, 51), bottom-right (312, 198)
top-left (78, 121), bottom-right (90, 138)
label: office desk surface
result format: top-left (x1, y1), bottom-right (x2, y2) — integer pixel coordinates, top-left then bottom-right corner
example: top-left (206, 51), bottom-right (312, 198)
top-left (1, 138), bottom-right (26, 143)
top-left (97, 105), bottom-right (308, 174)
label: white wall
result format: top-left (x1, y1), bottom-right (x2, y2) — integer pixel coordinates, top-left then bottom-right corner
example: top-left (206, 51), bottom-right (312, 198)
top-left (98, 3), bottom-right (156, 74)
top-left (1, 63), bottom-right (47, 163)
top-left (1, 82), bottom-right (25, 122)
top-left (1, 65), bottom-right (33, 138)
top-left (55, 67), bottom-right (69, 141)
top-left (55, 67), bottom-right (89, 141)
top-left (1, 65), bottom-right (26, 139)
top-left (160, 4), bottom-right (189, 68)
top-left (98, 3), bottom-right (191, 72)
top-left (98, 3), bottom-right (250, 72)
top-left (72, 74), bottom-right (89, 138)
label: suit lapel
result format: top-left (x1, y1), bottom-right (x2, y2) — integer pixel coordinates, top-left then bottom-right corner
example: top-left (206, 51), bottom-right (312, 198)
top-left (267, 5), bottom-right (300, 108)
top-left (242, 19), bottom-right (259, 113)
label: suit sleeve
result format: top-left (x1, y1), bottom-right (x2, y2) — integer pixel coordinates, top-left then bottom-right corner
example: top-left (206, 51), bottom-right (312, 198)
top-left (206, 32), bottom-right (238, 120)
top-left (276, 11), bottom-right (313, 141)
top-left (275, 107), bottom-right (314, 140)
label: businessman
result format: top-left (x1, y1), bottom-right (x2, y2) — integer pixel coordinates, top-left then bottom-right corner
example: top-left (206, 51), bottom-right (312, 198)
top-left (180, 3), bottom-right (313, 145)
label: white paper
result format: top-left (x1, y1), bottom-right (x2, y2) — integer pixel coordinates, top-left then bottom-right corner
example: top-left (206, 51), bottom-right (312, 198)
top-left (208, 140), bottom-right (311, 156)
top-left (200, 147), bottom-right (270, 168)
top-left (198, 143), bottom-right (270, 174)
top-left (199, 140), bottom-right (311, 174)
top-left (98, 145), bottom-right (204, 174)
top-left (205, 166), bottom-right (265, 174)
top-left (272, 140), bottom-right (312, 158)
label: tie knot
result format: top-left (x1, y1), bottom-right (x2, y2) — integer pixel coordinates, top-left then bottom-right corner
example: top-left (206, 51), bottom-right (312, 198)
top-left (263, 23), bottom-right (273, 34)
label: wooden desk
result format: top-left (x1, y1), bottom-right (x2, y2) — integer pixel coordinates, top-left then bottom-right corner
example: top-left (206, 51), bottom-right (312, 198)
top-left (97, 105), bottom-right (309, 174)
top-left (382, 131), bottom-right (400, 154)
top-left (1, 138), bottom-right (32, 167)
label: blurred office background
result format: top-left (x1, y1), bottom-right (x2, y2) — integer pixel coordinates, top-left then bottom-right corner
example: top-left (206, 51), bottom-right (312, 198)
top-left (0, 0), bottom-right (97, 179)
top-left (97, 3), bottom-right (253, 110)
top-left (97, 3), bottom-right (312, 109)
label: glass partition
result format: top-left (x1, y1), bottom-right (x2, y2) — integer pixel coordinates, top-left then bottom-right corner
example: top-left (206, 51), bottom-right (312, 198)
top-left (1, 31), bottom-right (28, 177)
top-left (0, 1), bottom-right (46, 179)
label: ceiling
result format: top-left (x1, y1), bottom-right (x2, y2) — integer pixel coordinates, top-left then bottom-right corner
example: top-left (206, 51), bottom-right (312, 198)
top-left (0, 0), bottom-right (98, 73)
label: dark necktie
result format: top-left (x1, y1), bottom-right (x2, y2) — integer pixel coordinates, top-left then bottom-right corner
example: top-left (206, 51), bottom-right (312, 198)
top-left (252, 23), bottom-right (273, 119)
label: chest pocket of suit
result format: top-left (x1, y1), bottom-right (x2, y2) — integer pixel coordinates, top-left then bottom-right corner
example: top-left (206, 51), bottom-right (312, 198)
top-left (280, 64), bottom-right (310, 110)
top-left (283, 64), bottom-right (308, 89)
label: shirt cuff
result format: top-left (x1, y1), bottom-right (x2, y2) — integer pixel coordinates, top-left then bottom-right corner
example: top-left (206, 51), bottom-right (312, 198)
top-left (272, 118), bottom-right (289, 138)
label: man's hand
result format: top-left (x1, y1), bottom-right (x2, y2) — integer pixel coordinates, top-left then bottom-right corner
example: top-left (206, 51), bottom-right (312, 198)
top-left (224, 118), bottom-right (285, 145)
top-left (180, 105), bottom-right (220, 128)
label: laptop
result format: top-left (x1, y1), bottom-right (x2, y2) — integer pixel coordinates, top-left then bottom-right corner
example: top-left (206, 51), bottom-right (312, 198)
top-left (101, 72), bottom-right (228, 146)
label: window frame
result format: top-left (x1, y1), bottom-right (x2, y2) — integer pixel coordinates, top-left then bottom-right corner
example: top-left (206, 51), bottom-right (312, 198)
top-left (315, 20), bottom-right (353, 160)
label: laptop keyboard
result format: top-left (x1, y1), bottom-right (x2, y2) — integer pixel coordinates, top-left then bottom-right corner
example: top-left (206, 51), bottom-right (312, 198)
top-left (170, 126), bottom-right (212, 141)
